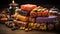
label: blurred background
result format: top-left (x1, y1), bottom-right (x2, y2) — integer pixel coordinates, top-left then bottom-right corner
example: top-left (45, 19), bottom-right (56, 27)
top-left (0, 0), bottom-right (60, 9)
top-left (0, 0), bottom-right (60, 34)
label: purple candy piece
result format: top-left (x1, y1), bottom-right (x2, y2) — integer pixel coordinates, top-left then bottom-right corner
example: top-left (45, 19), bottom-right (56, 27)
top-left (36, 16), bottom-right (57, 23)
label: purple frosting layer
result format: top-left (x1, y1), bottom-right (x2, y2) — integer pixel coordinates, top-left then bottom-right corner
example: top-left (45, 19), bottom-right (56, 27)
top-left (36, 16), bottom-right (57, 23)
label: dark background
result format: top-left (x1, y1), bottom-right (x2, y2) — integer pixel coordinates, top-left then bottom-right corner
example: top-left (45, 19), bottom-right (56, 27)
top-left (0, 0), bottom-right (60, 9)
top-left (0, 0), bottom-right (60, 34)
